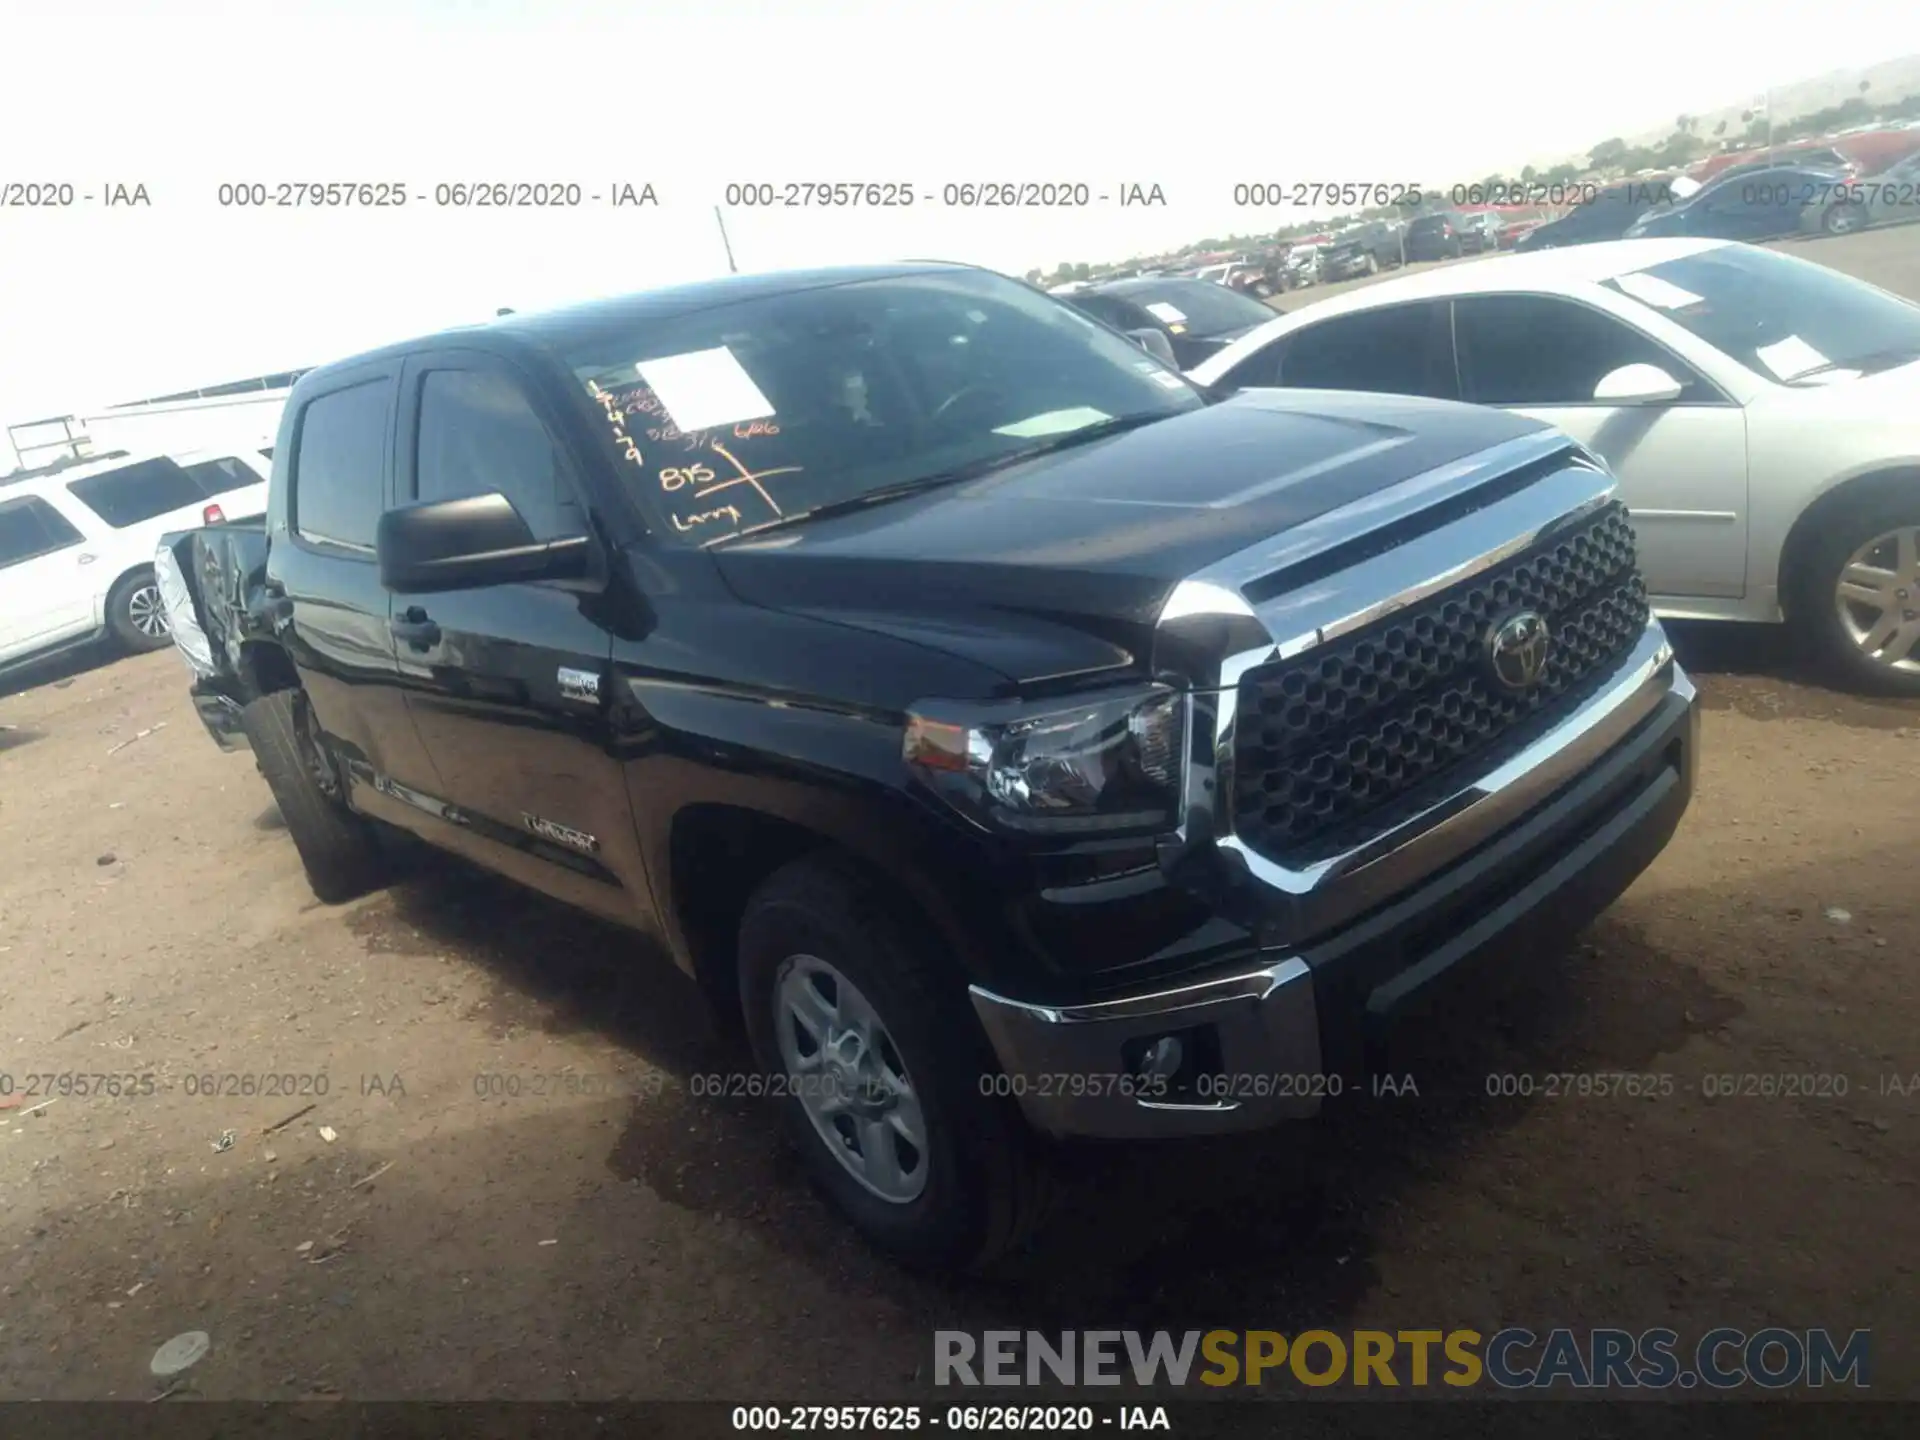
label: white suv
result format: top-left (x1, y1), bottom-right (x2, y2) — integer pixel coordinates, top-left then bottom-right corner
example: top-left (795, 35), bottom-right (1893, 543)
top-left (0, 448), bottom-right (269, 671)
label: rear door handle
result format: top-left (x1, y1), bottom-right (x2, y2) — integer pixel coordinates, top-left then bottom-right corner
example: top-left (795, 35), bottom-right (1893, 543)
top-left (392, 608), bottom-right (441, 650)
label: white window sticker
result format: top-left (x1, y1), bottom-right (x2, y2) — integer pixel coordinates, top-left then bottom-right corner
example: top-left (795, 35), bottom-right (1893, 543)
top-left (1143, 301), bottom-right (1187, 324)
top-left (1754, 334), bottom-right (1831, 380)
top-left (634, 347), bottom-right (775, 433)
top-left (1150, 371), bottom-right (1187, 389)
top-left (994, 407), bottom-right (1112, 438)
top-left (1613, 271), bottom-right (1705, 310)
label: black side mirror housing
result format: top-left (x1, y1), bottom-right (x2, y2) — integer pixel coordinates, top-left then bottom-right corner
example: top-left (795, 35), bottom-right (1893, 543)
top-left (376, 492), bottom-right (595, 594)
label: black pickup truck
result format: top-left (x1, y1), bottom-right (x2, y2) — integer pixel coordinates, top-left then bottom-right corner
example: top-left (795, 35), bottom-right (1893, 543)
top-left (156, 262), bottom-right (1698, 1269)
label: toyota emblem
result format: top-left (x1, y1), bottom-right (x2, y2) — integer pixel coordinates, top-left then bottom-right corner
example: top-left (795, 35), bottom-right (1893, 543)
top-left (1485, 610), bottom-right (1552, 690)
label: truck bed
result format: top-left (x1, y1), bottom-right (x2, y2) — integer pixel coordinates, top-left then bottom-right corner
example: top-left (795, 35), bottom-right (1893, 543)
top-left (155, 519), bottom-right (271, 749)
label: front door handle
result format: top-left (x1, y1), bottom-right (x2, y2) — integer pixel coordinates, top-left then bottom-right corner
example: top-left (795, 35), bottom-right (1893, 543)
top-left (392, 607), bottom-right (441, 651)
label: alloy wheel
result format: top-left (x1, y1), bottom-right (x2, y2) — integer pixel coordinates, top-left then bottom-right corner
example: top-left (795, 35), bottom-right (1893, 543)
top-left (127, 584), bottom-right (170, 639)
top-left (1825, 204), bottom-right (1865, 235)
top-left (774, 953), bottom-right (928, 1203)
top-left (1834, 525), bottom-right (1920, 674)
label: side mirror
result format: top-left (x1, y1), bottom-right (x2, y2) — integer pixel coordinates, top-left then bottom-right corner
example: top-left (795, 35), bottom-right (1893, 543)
top-left (376, 491), bottom-right (594, 594)
top-left (1125, 328), bottom-right (1179, 367)
top-left (1592, 363), bottom-right (1685, 405)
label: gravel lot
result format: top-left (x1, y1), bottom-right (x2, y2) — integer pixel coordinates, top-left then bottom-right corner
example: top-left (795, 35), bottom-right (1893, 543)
top-left (1, 230), bottom-right (1916, 1403)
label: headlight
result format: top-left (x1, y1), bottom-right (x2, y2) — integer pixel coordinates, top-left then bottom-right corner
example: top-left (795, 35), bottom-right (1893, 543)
top-left (902, 687), bottom-right (1186, 835)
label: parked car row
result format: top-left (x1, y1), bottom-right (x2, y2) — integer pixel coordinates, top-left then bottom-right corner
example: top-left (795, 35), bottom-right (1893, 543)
top-left (1627, 153), bottom-right (1920, 242)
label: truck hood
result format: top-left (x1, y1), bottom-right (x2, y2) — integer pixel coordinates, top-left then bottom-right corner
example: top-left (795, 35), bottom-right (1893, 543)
top-left (710, 391), bottom-right (1554, 691)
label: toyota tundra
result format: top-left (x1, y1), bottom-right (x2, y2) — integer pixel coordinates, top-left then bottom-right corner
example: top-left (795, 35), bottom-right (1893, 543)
top-left (156, 262), bottom-right (1698, 1269)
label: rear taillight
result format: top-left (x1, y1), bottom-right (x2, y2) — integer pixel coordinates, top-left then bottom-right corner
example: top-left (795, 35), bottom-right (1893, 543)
top-left (202, 503), bottom-right (226, 524)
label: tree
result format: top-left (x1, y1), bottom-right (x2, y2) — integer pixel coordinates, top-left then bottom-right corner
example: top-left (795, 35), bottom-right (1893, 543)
top-left (1654, 131), bottom-right (1699, 167)
top-left (1676, 114), bottom-right (1695, 135)
top-left (1521, 164), bottom-right (1538, 182)
top-left (1714, 118), bottom-right (1728, 137)
top-left (1588, 137), bottom-right (1629, 169)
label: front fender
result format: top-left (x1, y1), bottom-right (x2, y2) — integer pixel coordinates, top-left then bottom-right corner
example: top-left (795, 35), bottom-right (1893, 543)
top-left (614, 673), bottom-right (1025, 993)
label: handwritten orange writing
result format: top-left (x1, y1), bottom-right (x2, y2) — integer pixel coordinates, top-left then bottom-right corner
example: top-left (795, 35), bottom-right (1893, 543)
top-left (645, 422), bottom-right (713, 452)
top-left (660, 463), bottom-right (717, 492)
top-left (694, 442), bottom-right (805, 518)
top-left (586, 379), bottom-right (645, 469)
top-left (671, 504), bottom-right (743, 533)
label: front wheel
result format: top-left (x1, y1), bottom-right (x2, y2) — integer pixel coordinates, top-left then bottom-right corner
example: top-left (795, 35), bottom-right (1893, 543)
top-left (737, 856), bottom-right (1051, 1271)
top-left (240, 689), bottom-right (388, 901)
top-left (1823, 202), bottom-right (1866, 236)
top-left (1790, 498), bottom-right (1920, 695)
top-left (106, 568), bottom-right (171, 653)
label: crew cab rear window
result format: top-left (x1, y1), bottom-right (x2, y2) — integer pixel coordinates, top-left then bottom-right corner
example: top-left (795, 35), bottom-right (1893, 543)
top-left (65, 458), bottom-right (205, 528)
top-left (291, 381), bottom-right (390, 551)
top-left (0, 495), bottom-right (84, 568)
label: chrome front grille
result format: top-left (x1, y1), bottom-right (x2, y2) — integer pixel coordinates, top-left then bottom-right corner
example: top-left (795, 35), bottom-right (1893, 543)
top-left (1231, 501), bottom-right (1648, 862)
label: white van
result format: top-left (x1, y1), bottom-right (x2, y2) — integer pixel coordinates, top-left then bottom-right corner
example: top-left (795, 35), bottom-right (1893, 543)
top-left (0, 448), bottom-right (270, 671)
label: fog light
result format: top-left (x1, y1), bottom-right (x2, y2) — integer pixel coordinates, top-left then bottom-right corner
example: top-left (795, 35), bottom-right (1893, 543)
top-left (1137, 1036), bottom-right (1183, 1081)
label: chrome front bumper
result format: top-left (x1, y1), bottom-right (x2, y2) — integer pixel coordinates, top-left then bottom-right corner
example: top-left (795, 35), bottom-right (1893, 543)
top-left (970, 621), bottom-right (1698, 1140)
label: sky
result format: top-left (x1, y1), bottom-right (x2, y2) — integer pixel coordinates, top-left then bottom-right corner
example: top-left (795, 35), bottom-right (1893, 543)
top-left (0, 0), bottom-right (1916, 453)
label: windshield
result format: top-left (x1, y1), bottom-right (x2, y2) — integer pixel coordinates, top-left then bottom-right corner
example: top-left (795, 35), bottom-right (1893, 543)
top-left (1602, 245), bottom-right (1920, 383)
top-left (561, 269), bottom-right (1204, 546)
top-left (1105, 280), bottom-right (1275, 337)
top-left (1408, 214), bottom-right (1453, 233)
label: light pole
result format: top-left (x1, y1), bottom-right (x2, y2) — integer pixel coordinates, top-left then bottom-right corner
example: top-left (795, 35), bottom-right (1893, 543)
top-left (714, 206), bottom-right (738, 274)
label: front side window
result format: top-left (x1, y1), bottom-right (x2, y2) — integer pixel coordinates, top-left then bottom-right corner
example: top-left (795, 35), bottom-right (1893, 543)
top-left (1453, 294), bottom-right (1703, 405)
top-left (0, 497), bottom-right (83, 568)
top-left (1601, 244), bottom-right (1920, 384)
top-left (561, 268), bottom-right (1204, 547)
top-left (1275, 302), bottom-right (1455, 398)
top-left (412, 369), bottom-right (585, 540)
top-left (65, 458), bottom-right (206, 528)
top-left (291, 380), bottom-right (391, 551)
top-left (1068, 293), bottom-right (1153, 335)
top-left (1106, 281), bottom-right (1275, 337)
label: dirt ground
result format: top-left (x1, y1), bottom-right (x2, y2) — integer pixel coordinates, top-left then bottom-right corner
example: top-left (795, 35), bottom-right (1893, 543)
top-left (2, 230), bottom-right (1917, 1403)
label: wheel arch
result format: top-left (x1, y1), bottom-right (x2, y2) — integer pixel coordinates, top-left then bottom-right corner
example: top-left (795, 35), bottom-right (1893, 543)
top-left (664, 801), bottom-right (983, 1037)
top-left (1776, 464), bottom-right (1920, 622)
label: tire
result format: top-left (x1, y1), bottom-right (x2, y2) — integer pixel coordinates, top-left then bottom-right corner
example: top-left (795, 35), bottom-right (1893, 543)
top-left (1787, 493), bottom-right (1920, 696)
top-left (240, 688), bottom-right (388, 902)
top-left (737, 855), bottom-right (1052, 1271)
top-left (106, 568), bottom-right (171, 653)
top-left (1823, 202), bottom-right (1866, 236)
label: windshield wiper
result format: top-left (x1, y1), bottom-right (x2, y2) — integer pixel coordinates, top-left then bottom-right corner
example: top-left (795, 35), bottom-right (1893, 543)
top-left (703, 411), bottom-right (1171, 547)
top-left (1784, 345), bottom-right (1920, 382)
